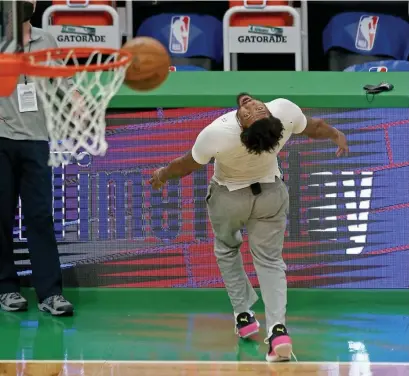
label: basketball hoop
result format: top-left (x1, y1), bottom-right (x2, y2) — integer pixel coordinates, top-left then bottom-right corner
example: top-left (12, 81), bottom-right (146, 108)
top-left (1, 47), bottom-right (132, 167)
top-left (0, 54), bottom-right (25, 97)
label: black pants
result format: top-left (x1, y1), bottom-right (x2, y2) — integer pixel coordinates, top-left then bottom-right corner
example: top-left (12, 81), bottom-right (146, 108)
top-left (0, 137), bottom-right (62, 302)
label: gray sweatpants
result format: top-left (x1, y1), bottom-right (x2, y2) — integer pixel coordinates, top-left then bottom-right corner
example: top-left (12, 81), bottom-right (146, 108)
top-left (206, 178), bottom-right (289, 332)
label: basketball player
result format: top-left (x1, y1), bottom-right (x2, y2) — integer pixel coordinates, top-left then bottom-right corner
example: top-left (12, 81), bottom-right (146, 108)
top-left (0, 0), bottom-right (78, 316)
top-left (149, 94), bottom-right (349, 362)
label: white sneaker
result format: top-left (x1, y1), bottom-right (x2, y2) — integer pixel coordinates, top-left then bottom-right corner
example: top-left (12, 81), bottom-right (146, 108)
top-left (38, 295), bottom-right (74, 316)
top-left (0, 292), bottom-right (28, 312)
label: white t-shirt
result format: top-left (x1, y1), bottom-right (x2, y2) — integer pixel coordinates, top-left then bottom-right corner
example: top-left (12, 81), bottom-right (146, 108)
top-left (191, 98), bottom-right (307, 191)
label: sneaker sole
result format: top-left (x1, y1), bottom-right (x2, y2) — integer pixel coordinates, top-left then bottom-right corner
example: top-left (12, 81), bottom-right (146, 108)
top-left (237, 320), bottom-right (260, 339)
top-left (38, 304), bottom-right (74, 317)
top-left (0, 301), bottom-right (28, 312)
top-left (266, 343), bottom-right (292, 362)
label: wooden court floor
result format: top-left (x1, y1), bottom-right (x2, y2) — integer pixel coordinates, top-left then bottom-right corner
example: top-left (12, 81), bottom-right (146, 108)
top-left (0, 361), bottom-right (408, 376)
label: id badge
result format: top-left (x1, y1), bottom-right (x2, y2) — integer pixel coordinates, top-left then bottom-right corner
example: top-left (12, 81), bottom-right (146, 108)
top-left (17, 83), bottom-right (39, 113)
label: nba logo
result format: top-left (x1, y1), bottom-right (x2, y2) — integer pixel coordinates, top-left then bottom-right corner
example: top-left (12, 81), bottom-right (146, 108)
top-left (369, 66), bottom-right (388, 72)
top-left (169, 16), bottom-right (190, 53)
top-left (355, 15), bottom-right (379, 51)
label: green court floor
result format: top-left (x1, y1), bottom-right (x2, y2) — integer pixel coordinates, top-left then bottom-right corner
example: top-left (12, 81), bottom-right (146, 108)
top-left (0, 289), bottom-right (408, 362)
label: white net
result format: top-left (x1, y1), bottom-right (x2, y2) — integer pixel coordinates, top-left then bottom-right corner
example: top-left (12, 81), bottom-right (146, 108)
top-left (27, 49), bottom-right (131, 167)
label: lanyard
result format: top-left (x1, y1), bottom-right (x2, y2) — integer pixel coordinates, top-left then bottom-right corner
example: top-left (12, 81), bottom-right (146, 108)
top-left (24, 41), bottom-right (32, 85)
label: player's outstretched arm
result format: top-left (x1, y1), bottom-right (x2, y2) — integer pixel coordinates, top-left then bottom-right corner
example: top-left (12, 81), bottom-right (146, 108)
top-left (149, 151), bottom-right (203, 190)
top-left (150, 123), bottom-right (217, 190)
top-left (299, 117), bottom-right (349, 157)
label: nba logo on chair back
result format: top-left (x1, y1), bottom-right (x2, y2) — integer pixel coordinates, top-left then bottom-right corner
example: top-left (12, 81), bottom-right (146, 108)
top-left (369, 66), bottom-right (388, 72)
top-left (355, 15), bottom-right (379, 51)
top-left (169, 16), bottom-right (190, 53)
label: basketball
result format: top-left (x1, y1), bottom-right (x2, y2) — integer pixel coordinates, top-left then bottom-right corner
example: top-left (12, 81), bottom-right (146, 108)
top-left (121, 37), bottom-right (171, 91)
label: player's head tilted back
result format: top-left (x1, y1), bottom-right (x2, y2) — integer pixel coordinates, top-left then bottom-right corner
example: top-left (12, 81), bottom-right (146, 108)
top-left (236, 93), bottom-right (284, 155)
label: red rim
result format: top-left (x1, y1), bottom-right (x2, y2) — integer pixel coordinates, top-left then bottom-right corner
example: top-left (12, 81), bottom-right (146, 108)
top-left (22, 47), bottom-right (132, 78)
top-left (0, 54), bottom-right (24, 75)
top-left (0, 54), bottom-right (24, 96)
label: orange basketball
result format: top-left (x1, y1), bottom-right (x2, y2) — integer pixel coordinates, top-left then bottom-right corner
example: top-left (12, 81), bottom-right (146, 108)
top-left (121, 37), bottom-right (171, 91)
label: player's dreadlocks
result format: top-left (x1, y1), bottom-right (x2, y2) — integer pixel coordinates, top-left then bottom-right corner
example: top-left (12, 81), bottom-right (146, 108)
top-left (240, 115), bottom-right (284, 155)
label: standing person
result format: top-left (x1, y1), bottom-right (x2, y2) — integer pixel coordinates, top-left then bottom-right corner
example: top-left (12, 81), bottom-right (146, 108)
top-left (149, 94), bottom-right (349, 362)
top-left (0, 0), bottom-right (77, 316)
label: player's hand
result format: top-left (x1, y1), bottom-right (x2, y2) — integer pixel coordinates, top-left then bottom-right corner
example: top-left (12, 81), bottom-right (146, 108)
top-left (149, 167), bottom-right (167, 190)
top-left (333, 130), bottom-right (349, 157)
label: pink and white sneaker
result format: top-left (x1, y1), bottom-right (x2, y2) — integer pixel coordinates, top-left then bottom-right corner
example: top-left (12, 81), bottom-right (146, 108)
top-left (235, 311), bottom-right (260, 339)
top-left (264, 323), bottom-right (293, 362)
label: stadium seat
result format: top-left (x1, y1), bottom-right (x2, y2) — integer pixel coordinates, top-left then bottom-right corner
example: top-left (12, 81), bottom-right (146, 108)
top-left (137, 14), bottom-right (223, 71)
top-left (229, 1), bottom-right (292, 27)
top-left (223, 1), bottom-right (303, 71)
top-left (52, 0), bottom-right (115, 26)
top-left (42, 0), bottom-right (133, 49)
top-left (344, 60), bottom-right (409, 72)
top-left (323, 12), bottom-right (409, 71)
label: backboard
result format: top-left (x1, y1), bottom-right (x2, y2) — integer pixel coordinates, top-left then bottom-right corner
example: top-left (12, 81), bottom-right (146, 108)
top-left (0, 1), bottom-right (23, 53)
